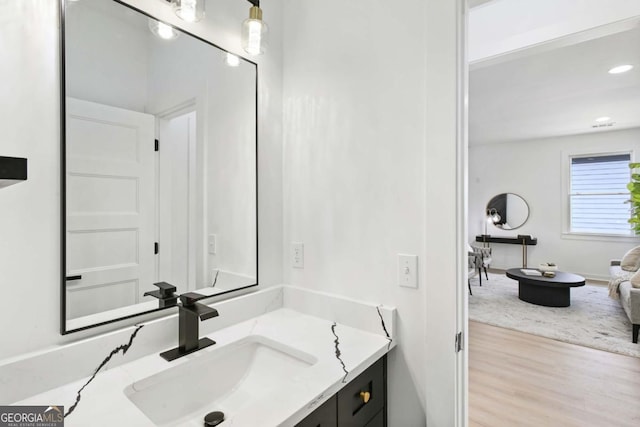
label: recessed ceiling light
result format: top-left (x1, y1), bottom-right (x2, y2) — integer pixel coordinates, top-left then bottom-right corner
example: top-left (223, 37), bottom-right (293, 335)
top-left (608, 65), bottom-right (633, 74)
top-left (595, 116), bottom-right (611, 122)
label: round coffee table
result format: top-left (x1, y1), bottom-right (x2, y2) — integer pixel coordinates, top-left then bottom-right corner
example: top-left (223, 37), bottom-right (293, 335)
top-left (505, 268), bottom-right (585, 307)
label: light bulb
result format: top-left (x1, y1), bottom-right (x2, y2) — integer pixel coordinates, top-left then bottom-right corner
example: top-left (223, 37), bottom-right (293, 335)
top-left (225, 53), bottom-right (241, 67)
top-left (157, 22), bottom-right (174, 39)
top-left (174, 0), bottom-right (204, 23)
top-left (148, 19), bottom-right (179, 40)
top-left (242, 6), bottom-right (267, 56)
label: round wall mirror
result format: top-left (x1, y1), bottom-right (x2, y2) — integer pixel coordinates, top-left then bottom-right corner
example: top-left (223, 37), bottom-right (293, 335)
top-left (486, 193), bottom-right (530, 230)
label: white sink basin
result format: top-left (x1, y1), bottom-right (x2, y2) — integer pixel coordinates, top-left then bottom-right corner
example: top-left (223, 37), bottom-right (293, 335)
top-left (124, 335), bottom-right (317, 426)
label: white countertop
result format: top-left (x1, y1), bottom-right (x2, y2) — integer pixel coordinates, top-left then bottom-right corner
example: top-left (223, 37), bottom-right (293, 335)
top-left (14, 306), bottom-right (394, 426)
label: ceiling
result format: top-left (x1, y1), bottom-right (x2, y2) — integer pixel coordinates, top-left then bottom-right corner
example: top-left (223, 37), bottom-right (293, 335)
top-left (470, 23), bottom-right (640, 145)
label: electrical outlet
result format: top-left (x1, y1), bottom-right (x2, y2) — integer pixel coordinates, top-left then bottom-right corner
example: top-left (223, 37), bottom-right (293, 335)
top-left (208, 234), bottom-right (217, 255)
top-left (292, 243), bottom-right (304, 268)
top-left (398, 254), bottom-right (418, 288)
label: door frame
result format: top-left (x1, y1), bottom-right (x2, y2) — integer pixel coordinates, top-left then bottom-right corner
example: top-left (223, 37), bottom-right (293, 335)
top-left (424, 0), bottom-right (469, 425)
top-left (457, 0), bottom-right (470, 425)
top-left (156, 102), bottom-right (199, 293)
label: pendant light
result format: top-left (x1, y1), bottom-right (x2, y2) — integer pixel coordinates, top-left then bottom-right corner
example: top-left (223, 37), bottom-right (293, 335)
top-left (173, 0), bottom-right (204, 23)
top-left (242, 0), bottom-right (267, 56)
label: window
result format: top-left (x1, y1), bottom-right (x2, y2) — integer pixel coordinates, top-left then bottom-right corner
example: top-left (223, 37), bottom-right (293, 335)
top-left (569, 153), bottom-right (631, 235)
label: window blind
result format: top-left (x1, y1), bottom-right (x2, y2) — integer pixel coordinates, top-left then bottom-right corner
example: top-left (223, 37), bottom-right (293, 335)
top-left (570, 153), bottom-right (631, 234)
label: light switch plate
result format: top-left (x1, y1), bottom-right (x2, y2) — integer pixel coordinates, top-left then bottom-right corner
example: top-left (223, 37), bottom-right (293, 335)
top-left (398, 254), bottom-right (418, 288)
top-left (292, 243), bottom-right (304, 268)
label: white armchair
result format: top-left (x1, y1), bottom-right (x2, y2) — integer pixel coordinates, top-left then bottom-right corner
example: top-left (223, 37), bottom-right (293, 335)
top-left (470, 244), bottom-right (492, 286)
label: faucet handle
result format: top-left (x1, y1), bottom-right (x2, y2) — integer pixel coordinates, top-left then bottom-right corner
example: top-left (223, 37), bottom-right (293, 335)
top-left (144, 282), bottom-right (178, 308)
top-left (152, 282), bottom-right (177, 297)
top-left (179, 292), bottom-right (205, 307)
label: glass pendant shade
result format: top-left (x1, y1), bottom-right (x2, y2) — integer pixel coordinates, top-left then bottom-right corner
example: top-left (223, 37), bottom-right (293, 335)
top-left (242, 6), bottom-right (267, 56)
top-left (173, 0), bottom-right (204, 23)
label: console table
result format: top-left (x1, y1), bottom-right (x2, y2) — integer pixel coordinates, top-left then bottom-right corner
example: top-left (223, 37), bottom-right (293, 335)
top-left (475, 235), bottom-right (537, 268)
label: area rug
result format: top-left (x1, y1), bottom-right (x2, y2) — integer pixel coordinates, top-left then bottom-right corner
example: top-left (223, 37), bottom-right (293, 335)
top-left (469, 272), bottom-right (640, 358)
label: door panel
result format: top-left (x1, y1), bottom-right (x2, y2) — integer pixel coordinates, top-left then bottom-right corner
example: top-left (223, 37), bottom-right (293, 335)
top-left (68, 175), bottom-right (138, 213)
top-left (67, 119), bottom-right (139, 161)
top-left (67, 279), bottom-right (138, 319)
top-left (66, 97), bottom-right (155, 320)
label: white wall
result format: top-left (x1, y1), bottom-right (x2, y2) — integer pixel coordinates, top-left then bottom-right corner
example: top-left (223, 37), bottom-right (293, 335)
top-left (206, 61), bottom-right (257, 281)
top-left (0, 0), bottom-right (61, 359)
top-left (469, 128), bottom-right (640, 280)
top-left (282, 0), bottom-right (463, 425)
top-left (0, 0), bottom-right (283, 360)
top-left (469, 0), bottom-right (640, 62)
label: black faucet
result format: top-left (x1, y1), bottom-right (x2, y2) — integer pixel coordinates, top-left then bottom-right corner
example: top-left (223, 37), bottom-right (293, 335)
top-left (160, 292), bottom-right (219, 362)
top-left (144, 282), bottom-right (178, 308)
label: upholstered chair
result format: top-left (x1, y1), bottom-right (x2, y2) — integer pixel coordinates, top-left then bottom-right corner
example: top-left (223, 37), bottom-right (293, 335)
top-left (470, 244), bottom-right (492, 285)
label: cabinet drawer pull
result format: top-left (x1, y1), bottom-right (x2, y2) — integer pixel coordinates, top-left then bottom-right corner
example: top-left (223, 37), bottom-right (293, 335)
top-left (360, 391), bottom-right (371, 404)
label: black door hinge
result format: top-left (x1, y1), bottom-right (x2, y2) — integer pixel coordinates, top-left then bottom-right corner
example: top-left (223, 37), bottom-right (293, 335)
top-left (455, 331), bottom-right (464, 352)
top-left (154, 242), bottom-right (159, 254)
top-left (155, 139), bottom-right (159, 152)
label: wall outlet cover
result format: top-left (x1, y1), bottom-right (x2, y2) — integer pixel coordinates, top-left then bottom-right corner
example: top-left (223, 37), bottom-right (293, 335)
top-left (292, 243), bottom-right (304, 268)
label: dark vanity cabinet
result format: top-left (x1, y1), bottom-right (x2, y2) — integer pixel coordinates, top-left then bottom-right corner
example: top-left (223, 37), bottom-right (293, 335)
top-left (296, 396), bottom-right (338, 427)
top-left (296, 356), bottom-right (387, 427)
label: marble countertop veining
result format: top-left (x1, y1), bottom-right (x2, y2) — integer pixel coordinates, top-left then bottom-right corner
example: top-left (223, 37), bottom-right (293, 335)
top-left (14, 308), bottom-right (394, 427)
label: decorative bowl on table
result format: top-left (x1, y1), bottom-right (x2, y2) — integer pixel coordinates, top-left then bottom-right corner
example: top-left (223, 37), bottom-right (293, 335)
top-left (538, 263), bottom-right (558, 273)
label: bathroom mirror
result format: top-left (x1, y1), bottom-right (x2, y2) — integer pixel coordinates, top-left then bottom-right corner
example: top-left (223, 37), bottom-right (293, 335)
top-left (486, 193), bottom-right (530, 230)
top-left (61, 0), bottom-right (257, 333)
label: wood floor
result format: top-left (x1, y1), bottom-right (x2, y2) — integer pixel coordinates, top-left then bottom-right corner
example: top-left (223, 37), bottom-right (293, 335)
top-left (469, 321), bottom-right (640, 427)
